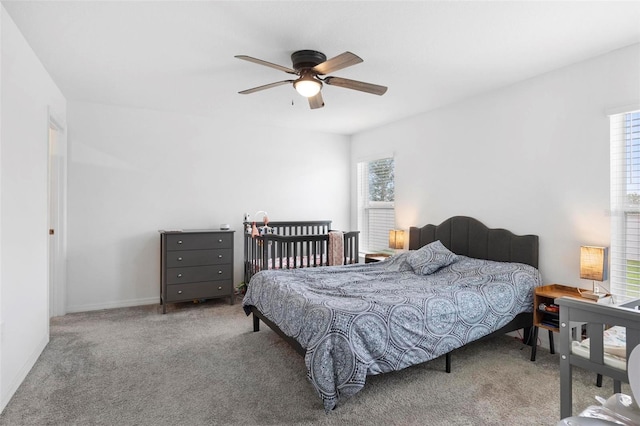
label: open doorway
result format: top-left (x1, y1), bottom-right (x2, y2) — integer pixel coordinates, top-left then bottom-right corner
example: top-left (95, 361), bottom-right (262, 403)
top-left (48, 112), bottom-right (67, 318)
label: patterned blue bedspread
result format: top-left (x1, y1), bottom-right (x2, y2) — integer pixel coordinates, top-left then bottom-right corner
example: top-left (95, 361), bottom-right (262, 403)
top-left (242, 252), bottom-right (541, 411)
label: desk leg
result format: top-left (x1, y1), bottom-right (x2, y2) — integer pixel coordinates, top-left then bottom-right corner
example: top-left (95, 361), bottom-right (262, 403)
top-left (548, 330), bottom-right (555, 354)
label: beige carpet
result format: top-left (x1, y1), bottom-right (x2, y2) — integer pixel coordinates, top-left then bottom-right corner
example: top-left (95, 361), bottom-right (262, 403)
top-left (0, 299), bottom-right (629, 425)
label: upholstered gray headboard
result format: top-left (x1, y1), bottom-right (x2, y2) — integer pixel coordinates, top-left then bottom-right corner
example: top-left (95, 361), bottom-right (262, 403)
top-left (408, 216), bottom-right (539, 268)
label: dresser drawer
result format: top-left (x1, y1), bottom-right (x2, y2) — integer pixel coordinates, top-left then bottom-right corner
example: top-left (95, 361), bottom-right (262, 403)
top-left (166, 264), bottom-right (232, 285)
top-left (165, 281), bottom-right (233, 302)
top-left (165, 232), bottom-right (232, 251)
top-left (165, 249), bottom-right (232, 267)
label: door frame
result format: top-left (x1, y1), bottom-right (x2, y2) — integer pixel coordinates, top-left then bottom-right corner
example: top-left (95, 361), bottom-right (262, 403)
top-left (48, 108), bottom-right (67, 318)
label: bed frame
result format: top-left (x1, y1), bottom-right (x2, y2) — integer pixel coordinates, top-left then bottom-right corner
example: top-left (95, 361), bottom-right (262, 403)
top-left (557, 296), bottom-right (640, 418)
top-left (243, 220), bottom-right (360, 284)
top-left (409, 216), bottom-right (539, 370)
top-left (251, 215), bottom-right (540, 372)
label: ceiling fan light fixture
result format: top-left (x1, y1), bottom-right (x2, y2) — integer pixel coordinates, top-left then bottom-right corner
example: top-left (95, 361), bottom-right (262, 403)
top-left (294, 75), bottom-right (322, 98)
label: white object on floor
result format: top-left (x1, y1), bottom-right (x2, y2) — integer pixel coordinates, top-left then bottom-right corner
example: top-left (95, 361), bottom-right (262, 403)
top-left (630, 345), bottom-right (640, 411)
top-left (557, 418), bottom-right (620, 425)
top-left (557, 394), bottom-right (640, 425)
top-left (597, 393), bottom-right (640, 424)
top-left (557, 345), bottom-right (640, 426)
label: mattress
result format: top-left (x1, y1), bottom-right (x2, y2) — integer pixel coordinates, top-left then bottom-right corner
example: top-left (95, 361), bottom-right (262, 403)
top-left (571, 325), bottom-right (627, 371)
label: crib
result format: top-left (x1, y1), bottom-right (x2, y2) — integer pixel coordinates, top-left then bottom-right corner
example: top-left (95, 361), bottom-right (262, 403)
top-left (557, 296), bottom-right (640, 419)
top-left (243, 220), bottom-right (360, 283)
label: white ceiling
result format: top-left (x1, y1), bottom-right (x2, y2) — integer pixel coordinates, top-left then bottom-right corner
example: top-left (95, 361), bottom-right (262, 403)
top-left (3, 1), bottom-right (640, 135)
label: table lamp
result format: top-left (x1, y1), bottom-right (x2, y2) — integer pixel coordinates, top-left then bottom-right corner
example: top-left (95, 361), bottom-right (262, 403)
top-left (389, 229), bottom-right (405, 250)
top-left (580, 245), bottom-right (608, 300)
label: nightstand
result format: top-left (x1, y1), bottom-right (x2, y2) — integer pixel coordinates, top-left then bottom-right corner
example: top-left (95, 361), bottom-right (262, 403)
top-left (531, 284), bottom-right (611, 361)
top-left (364, 253), bottom-right (390, 263)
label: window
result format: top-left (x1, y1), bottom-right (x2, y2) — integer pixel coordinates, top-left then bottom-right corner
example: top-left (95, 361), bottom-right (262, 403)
top-left (357, 157), bottom-right (395, 253)
top-left (610, 110), bottom-right (640, 301)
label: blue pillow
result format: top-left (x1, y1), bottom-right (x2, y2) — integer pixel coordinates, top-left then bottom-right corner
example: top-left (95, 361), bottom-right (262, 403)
top-left (407, 240), bottom-right (458, 275)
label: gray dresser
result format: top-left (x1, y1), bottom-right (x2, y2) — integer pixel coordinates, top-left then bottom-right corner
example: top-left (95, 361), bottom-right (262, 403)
top-left (160, 229), bottom-right (235, 313)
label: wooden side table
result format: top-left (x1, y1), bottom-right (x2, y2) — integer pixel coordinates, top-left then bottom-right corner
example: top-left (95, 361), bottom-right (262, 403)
top-left (364, 253), bottom-right (390, 263)
top-left (531, 284), bottom-right (610, 361)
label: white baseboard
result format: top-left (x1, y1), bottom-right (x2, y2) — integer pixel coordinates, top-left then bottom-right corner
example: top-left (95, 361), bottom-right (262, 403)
top-left (1, 334), bottom-right (49, 413)
top-left (65, 297), bottom-right (159, 314)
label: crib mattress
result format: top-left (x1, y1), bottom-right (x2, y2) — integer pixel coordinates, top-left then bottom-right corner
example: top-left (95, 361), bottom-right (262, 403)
top-left (571, 325), bottom-right (627, 371)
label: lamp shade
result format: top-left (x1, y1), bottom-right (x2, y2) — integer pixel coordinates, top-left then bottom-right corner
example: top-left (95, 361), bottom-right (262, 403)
top-left (389, 229), bottom-right (405, 250)
top-left (580, 246), bottom-right (608, 281)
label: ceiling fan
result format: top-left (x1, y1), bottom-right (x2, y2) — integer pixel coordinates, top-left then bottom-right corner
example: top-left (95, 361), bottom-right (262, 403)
top-left (235, 50), bottom-right (388, 109)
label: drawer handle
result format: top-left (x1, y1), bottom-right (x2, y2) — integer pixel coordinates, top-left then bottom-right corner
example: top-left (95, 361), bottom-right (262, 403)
top-left (177, 240), bottom-right (183, 245)
top-left (177, 290), bottom-right (183, 294)
top-left (218, 239), bottom-right (223, 243)
top-left (218, 254), bottom-right (223, 258)
top-left (218, 286), bottom-right (222, 290)
top-left (177, 273), bottom-right (183, 278)
top-left (177, 257), bottom-right (183, 261)
top-left (218, 270), bottom-right (223, 274)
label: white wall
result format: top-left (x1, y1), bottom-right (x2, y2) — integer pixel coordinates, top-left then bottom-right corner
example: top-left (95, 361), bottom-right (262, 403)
top-left (0, 5), bottom-right (66, 411)
top-left (67, 102), bottom-right (350, 312)
top-left (352, 43), bottom-right (640, 290)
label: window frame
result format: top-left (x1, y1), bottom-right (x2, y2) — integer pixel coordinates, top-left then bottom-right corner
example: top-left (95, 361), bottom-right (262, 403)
top-left (356, 156), bottom-right (396, 254)
top-left (610, 109), bottom-right (640, 302)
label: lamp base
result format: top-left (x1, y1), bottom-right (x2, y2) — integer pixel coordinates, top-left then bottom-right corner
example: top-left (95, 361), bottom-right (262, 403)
top-left (581, 290), bottom-right (607, 300)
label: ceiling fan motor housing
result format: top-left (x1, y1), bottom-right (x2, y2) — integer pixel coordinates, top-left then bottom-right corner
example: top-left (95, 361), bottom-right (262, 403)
top-left (291, 50), bottom-right (327, 71)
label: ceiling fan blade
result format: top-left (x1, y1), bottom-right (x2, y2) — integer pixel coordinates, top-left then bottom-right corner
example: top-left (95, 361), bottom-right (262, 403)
top-left (238, 80), bottom-right (294, 94)
top-left (235, 55), bottom-right (297, 74)
top-left (324, 76), bottom-right (387, 96)
top-left (308, 92), bottom-right (325, 109)
top-left (313, 52), bottom-right (362, 75)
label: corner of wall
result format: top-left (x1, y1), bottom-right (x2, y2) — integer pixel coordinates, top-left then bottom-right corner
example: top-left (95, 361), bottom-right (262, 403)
top-left (0, 3), bottom-right (5, 414)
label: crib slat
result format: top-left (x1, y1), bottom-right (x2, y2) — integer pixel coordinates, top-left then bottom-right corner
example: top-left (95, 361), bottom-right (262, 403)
top-left (243, 221), bottom-right (360, 281)
top-left (627, 330), bottom-right (640, 364)
top-left (586, 323), bottom-right (604, 365)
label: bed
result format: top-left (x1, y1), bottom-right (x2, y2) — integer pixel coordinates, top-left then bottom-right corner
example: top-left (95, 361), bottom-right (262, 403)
top-left (243, 220), bottom-right (360, 283)
top-left (242, 216), bottom-right (541, 411)
top-left (557, 296), bottom-right (640, 419)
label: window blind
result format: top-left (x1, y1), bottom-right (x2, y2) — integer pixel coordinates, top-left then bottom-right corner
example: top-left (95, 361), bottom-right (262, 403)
top-left (357, 158), bottom-right (395, 253)
top-left (610, 110), bottom-right (640, 301)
